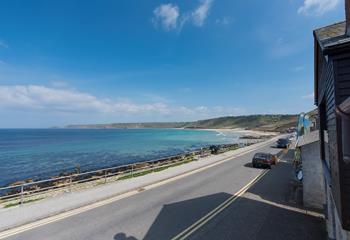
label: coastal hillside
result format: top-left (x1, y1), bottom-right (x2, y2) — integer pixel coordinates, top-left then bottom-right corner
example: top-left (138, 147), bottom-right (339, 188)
top-left (66, 122), bottom-right (187, 129)
top-left (67, 114), bottom-right (298, 132)
top-left (184, 115), bottom-right (298, 132)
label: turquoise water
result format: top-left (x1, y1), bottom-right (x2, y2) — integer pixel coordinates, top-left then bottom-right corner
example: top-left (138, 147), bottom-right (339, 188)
top-left (0, 128), bottom-right (239, 187)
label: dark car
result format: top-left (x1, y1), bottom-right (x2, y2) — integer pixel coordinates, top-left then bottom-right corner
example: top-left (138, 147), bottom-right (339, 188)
top-left (252, 152), bottom-right (275, 168)
top-left (276, 138), bottom-right (289, 148)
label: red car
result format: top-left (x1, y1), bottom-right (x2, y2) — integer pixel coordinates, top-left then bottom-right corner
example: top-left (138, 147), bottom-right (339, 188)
top-left (252, 152), bottom-right (276, 168)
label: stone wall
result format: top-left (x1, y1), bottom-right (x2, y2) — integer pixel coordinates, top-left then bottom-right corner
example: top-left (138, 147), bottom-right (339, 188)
top-left (301, 141), bottom-right (326, 209)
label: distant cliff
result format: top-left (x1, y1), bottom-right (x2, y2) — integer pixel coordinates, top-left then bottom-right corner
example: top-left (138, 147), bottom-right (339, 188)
top-left (66, 114), bottom-right (298, 132)
top-left (66, 122), bottom-right (188, 129)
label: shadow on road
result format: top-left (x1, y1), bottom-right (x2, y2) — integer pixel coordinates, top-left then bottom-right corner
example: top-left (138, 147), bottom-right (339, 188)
top-left (243, 162), bottom-right (271, 169)
top-left (114, 233), bottom-right (138, 240)
top-left (113, 150), bottom-right (325, 240)
top-left (143, 192), bottom-right (232, 240)
top-left (189, 194), bottom-right (325, 240)
top-left (189, 151), bottom-right (326, 240)
top-left (244, 162), bottom-right (254, 168)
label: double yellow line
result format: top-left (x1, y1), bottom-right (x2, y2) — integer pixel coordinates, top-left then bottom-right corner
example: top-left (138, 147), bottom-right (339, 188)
top-left (171, 169), bottom-right (269, 240)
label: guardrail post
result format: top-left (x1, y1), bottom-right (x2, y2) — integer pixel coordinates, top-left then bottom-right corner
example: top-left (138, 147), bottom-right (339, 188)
top-left (20, 185), bottom-right (24, 205)
top-left (69, 176), bottom-right (72, 192)
top-left (104, 170), bottom-right (107, 184)
top-left (131, 164), bottom-right (134, 178)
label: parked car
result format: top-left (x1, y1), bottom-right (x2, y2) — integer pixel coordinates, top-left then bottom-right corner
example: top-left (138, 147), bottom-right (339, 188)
top-left (252, 152), bottom-right (275, 168)
top-left (276, 138), bottom-right (290, 148)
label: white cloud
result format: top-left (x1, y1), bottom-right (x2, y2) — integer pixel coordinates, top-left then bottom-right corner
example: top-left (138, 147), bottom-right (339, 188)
top-left (215, 16), bottom-right (233, 26)
top-left (153, 4), bottom-right (180, 30)
top-left (264, 36), bottom-right (301, 58)
top-left (192, 0), bottom-right (213, 26)
top-left (142, 93), bottom-right (170, 103)
top-left (293, 66), bottom-right (305, 72)
top-left (0, 85), bottom-right (171, 114)
top-left (302, 92), bottom-right (314, 99)
top-left (0, 85), bottom-right (244, 118)
top-left (257, 27), bottom-right (303, 59)
top-left (298, 0), bottom-right (339, 16)
top-left (153, 0), bottom-right (214, 32)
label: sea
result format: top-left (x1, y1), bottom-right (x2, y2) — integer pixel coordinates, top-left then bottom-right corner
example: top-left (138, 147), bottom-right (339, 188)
top-left (0, 128), bottom-right (239, 187)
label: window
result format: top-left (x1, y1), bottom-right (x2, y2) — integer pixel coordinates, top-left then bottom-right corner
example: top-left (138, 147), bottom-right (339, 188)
top-left (336, 98), bottom-right (350, 164)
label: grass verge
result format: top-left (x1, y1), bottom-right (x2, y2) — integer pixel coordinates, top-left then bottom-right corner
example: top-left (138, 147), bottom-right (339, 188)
top-left (4, 197), bottom-right (44, 208)
top-left (119, 158), bottom-right (194, 180)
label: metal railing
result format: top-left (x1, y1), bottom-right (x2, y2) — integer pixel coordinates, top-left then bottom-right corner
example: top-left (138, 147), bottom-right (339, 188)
top-left (0, 139), bottom-right (264, 207)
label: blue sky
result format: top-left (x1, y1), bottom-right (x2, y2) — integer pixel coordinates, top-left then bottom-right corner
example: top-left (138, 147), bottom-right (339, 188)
top-left (0, 0), bottom-right (345, 127)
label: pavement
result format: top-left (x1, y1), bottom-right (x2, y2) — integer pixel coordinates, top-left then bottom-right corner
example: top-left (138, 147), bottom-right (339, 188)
top-left (0, 138), bottom-right (326, 240)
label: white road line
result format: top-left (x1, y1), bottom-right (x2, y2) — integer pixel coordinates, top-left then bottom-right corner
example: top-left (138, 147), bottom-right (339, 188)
top-left (243, 193), bottom-right (324, 218)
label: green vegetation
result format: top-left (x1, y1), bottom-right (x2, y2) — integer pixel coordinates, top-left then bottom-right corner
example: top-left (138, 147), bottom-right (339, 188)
top-left (66, 114), bottom-right (298, 132)
top-left (118, 158), bottom-right (194, 180)
top-left (184, 115), bottom-right (297, 132)
top-left (4, 197), bottom-right (44, 208)
top-left (119, 169), bottom-right (154, 180)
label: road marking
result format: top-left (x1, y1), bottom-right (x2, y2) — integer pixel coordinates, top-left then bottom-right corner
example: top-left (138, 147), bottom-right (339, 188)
top-left (0, 190), bottom-right (138, 239)
top-left (243, 192), bottom-right (324, 218)
top-left (0, 137), bottom-right (279, 239)
top-left (171, 169), bottom-right (269, 240)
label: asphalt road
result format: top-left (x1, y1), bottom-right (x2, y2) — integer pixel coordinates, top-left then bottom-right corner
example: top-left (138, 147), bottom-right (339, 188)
top-left (3, 143), bottom-right (325, 240)
top-left (188, 149), bottom-right (326, 240)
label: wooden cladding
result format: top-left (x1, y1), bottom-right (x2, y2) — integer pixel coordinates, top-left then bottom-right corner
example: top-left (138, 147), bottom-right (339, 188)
top-left (317, 52), bottom-right (350, 230)
top-left (337, 97), bottom-right (350, 165)
top-left (335, 102), bottom-right (350, 227)
top-left (335, 58), bottom-right (350, 229)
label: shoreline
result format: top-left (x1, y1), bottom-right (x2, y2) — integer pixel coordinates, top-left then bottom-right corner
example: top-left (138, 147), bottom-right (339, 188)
top-left (0, 128), bottom-right (236, 188)
top-left (1, 141), bottom-right (254, 207)
top-left (196, 128), bottom-right (279, 138)
top-left (1, 140), bottom-right (247, 189)
top-left (0, 128), bottom-right (274, 188)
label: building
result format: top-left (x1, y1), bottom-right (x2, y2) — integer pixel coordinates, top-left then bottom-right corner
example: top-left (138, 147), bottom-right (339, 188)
top-left (295, 110), bottom-right (325, 210)
top-left (296, 131), bottom-right (325, 210)
top-left (313, 1), bottom-right (350, 239)
top-left (296, 130), bottom-right (325, 210)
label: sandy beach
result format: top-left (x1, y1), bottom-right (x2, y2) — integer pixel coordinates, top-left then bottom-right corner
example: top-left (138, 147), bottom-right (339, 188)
top-left (202, 128), bottom-right (278, 138)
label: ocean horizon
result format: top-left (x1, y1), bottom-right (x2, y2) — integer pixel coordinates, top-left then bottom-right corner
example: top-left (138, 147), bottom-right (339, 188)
top-left (0, 128), bottom-right (240, 187)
